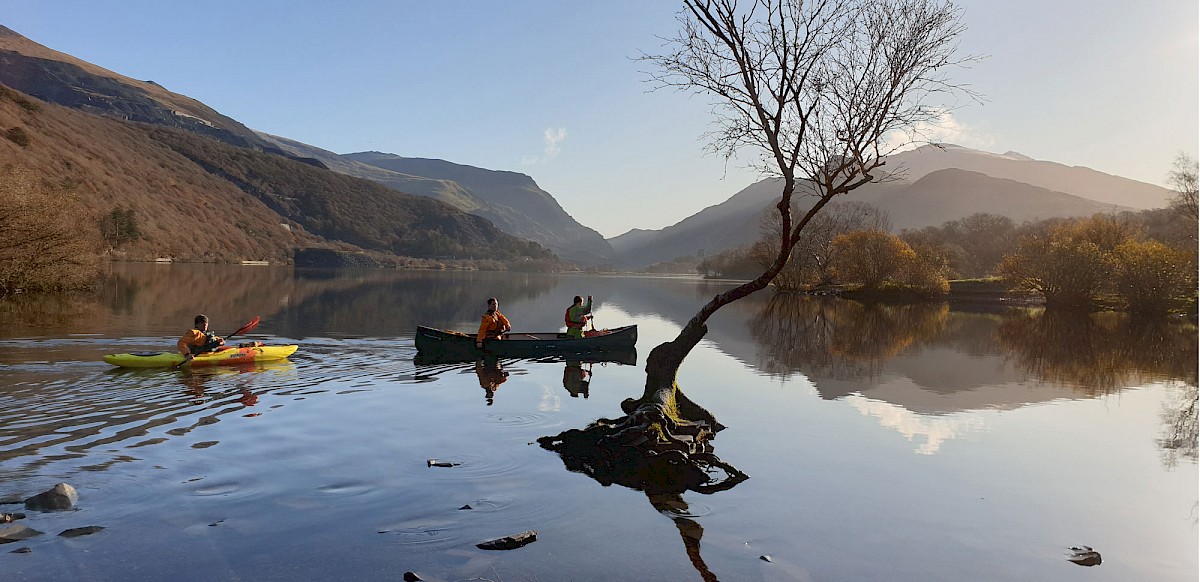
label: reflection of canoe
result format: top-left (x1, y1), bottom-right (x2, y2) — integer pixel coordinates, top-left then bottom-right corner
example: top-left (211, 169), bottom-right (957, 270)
top-left (415, 325), bottom-right (637, 359)
top-left (415, 347), bottom-right (637, 366)
top-left (103, 345), bottom-right (299, 368)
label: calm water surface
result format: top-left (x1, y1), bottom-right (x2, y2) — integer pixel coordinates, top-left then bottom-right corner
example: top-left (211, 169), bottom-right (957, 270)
top-left (0, 264), bottom-right (1196, 581)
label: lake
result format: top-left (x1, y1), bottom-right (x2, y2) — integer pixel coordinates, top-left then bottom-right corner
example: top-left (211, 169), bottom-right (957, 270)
top-left (1, 263), bottom-right (1196, 581)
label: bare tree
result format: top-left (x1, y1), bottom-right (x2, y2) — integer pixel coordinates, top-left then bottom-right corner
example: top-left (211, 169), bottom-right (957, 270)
top-left (540, 0), bottom-right (975, 495)
top-left (1168, 152), bottom-right (1198, 222)
top-left (638, 0), bottom-right (975, 397)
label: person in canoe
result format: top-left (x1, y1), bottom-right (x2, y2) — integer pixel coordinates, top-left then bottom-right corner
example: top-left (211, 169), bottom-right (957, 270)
top-left (564, 295), bottom-right (592, 338)
top-left (177, 314), bottom-right (226, 364)
top-left (476, 297), bottom-right (512, 349)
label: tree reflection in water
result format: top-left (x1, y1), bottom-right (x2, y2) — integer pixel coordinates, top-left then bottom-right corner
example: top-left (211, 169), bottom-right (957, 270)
top-left (997, 311), bottom-right (1198, 395)
top-left (749, 295), bottom-right (949, 381)
top-left (999, 312), bottom-right (1200, 471)
top-left (749, 296), bottom-right (1198, 470)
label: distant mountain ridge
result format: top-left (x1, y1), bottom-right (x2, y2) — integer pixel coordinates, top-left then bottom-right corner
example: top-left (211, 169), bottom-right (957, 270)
top-left (884, 144), bottom-right (1172, 209)
top-left (609, 145), bottom-right (1159, 268)
top-left (2, 24), bottom-right (1177, 272)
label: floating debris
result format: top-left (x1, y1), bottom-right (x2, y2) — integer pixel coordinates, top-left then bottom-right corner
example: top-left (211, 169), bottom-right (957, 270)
top-left (426, 459), bottom-right (460, 468)
top-left (403, 572), bottom-right (424, 582)
top-left (459, 504), bottom-right (473, 510)
top-left (760, 554), bottom-right (772, 562)
top-left (10, 546), bottom-right (31, 554)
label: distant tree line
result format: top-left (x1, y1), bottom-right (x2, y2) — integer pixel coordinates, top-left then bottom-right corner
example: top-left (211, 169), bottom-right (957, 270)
top-left (699, 154), bottom-right (1199, 314)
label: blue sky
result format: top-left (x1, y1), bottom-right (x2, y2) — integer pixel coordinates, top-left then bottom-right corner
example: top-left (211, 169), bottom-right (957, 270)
top-left (6, 1), bottom-right (1197, 237)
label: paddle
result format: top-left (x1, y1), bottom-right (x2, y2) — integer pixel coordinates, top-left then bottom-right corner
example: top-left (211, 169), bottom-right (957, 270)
top-left (174, 316), bottom-right (261, 369)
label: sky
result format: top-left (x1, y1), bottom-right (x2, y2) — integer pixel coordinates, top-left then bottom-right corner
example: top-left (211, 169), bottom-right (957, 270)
top-left (5, 0), bottom-right (1197, 238)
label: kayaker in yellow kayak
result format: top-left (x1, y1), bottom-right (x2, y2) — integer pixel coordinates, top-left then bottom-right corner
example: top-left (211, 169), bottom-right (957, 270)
top-left (476, 298), bottom-right (512, 349)
top-left (177, 314), bottom-right (225, 364)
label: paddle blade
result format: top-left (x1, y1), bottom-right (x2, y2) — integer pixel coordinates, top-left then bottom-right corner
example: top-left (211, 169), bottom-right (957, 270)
top-left (227, 316), bottom-right (261, 340)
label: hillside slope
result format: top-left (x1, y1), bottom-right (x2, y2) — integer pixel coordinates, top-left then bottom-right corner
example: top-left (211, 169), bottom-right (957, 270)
top-left (0, 25), bottom-right (277, 152)
top-left (0, 85), bottom-right (551, 263)
top-left (345, 152), bottom-right (615, 264)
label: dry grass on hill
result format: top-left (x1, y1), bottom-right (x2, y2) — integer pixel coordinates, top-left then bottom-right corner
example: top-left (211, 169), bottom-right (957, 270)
top-left (0, 88), bottom-right (330, 263)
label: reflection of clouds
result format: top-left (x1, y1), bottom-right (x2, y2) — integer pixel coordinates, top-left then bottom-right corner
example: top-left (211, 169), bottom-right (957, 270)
top-left (539, 385), bottom-right (562, 412)
top-left (847, 394), bottom-right (986, 455)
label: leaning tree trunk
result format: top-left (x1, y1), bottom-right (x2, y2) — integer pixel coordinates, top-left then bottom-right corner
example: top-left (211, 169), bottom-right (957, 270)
top-left (539, 181), bottom-right (837, 495)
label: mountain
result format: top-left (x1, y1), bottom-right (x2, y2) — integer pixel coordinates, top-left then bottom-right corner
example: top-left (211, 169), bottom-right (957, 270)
top-left (344, 152), bottom-right (615, 265)
top-left (255, 135), bottom-right (615, 264)
top-left (883, 144), bottom-right (1173, 209)
top-left (0, 26), bottom-right (551, 264)
top-left (0, 25), bottom-right (276, 152)
top-left (611, 146), bottom-right (1148, 269)
top-left (882, 168), bottom-right (1133, 229)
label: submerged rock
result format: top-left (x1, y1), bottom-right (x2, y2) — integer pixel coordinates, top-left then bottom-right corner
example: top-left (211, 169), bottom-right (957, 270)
top-left (24, 483), bottom-right (78, 511)
top-left (1067, 545), bottom-right (1102, 567)
top-left (476, 530), bottom-right (537, 551)
top-left (0, 524), bottom-right (43, 544)
top-left (59, 526), bottom-right (105, 538)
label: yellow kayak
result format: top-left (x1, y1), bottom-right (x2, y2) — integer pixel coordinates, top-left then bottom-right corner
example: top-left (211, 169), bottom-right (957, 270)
top-left (103, 345), bottom-right (298, 368)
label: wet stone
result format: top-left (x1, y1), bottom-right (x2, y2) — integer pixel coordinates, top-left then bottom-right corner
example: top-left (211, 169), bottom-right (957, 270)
top-left (24, 483), bottom-right (78, 511)
top-left (0, 524), bottom-right (44, 544)
top-left (476, 530), bottom-right (538, 551)
top-left (59, 526), bottom-right (105, 538)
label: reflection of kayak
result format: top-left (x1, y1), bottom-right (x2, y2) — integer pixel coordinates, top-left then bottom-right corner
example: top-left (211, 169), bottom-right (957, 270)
top-left (103, 345), bottom-right (299, 368)
top-left (415, 325), bottom-right (636, 358)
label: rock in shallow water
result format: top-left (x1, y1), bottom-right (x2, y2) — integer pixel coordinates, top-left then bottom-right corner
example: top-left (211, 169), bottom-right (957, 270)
top-left (1067, 545), bottom-right (1102, 567)
top-left (24, 483), bottom-right (78, 511)
top-left (476, 530), bottom-right (538, 550)
top-left (59, 526), bottom-right (105, 538)
top-left (0, 524), bottom-right (43, 544)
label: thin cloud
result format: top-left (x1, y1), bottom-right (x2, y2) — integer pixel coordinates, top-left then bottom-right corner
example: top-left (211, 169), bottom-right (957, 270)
top-left (522, 127), bottom-right (567, 165)
top-left (884, 110), bottom-right (995, 152)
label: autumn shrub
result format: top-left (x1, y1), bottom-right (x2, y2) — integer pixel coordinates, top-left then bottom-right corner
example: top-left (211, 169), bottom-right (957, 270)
top-left (830, 229), bottom-right (947, 293)
top-left (1112, 239), bottom-right (1194, 314)
top-left (996, 215), bottom-right (1126, 308)
top-left (5, 126), bottom-right (30, 147)
top-left (0, 165), bottom-right (101, 295)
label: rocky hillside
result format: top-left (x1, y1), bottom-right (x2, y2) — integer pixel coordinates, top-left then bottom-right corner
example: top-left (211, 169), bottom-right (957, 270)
top-left (257, 135), bottom-right (615, 264)
top-left (344, 152), bottom-right (614, 265)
